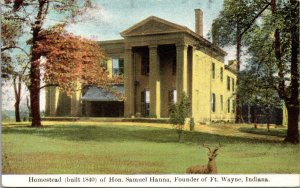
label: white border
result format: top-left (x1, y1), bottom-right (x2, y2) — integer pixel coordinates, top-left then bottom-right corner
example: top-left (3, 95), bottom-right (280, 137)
top-left (2, 174), bottom-right (300, 187)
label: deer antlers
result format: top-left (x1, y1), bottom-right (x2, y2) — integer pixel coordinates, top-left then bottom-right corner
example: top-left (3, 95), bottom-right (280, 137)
top-left (202, 144), bottom-right (211, 152)
top-left (201, 143), bottom-right (222, 153)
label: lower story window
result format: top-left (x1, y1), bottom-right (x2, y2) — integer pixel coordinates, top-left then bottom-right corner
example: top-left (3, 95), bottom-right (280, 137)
top-left (168, 89), bottom-right (177, 104)
top-left (141, 89), bottom-right (150, 116)
top-left (227, 98), bottom-right (230, 113)
top-left (211, 93), bottom-right (216, 112)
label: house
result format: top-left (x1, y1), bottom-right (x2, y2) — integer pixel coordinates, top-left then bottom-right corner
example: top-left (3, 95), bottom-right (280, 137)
top-left (45, 9), bottom-right (237, 123)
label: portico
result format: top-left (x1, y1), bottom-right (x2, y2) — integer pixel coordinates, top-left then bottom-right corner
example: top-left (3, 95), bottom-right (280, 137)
top-left (122, 41), bottom-right (192, 118)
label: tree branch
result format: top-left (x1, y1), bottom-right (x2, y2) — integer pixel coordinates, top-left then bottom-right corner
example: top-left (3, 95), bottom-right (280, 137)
top-left (39, 84), bottom-right (59, 90)
top-left (1, 45), bottom-right (30, 57)
top-left (240, 2), bottom-right (271, 37)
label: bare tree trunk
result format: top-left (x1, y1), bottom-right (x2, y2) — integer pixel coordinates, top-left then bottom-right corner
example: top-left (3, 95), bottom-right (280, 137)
top-left (266, 108), bottom-right (270, 132)
top-left (29, 0), bottom-right (47, 127)
top-left (285, 105), bottom-right (299, 143)
top-left (29, 54), bottom-right (41, 127)
top-left (235, 24), bottom-right (241, 123)
top-left (284, 0), bottom-right (299, 143)
top-left (14, 102), bottom-right (21, 122)
top-left (13, 75), bottom-right (21, 122)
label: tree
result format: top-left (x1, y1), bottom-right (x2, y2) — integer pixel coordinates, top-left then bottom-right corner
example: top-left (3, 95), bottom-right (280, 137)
top-left (239, 69), bottom-right (281, 131)
top-left (12, 55), bottom-right (30, 122)
top-left (213, 0), bottom-right (299, 143)
top-left (169, 93), bottom-right (190, 142)
top-left (242, 0), bottom-right (299, 143)
top-left (2, 0), bottom-right (108, 127)
top-left (212, 0), bottom-right (271, 123)
top-left (269, 0), bottom-right (299, 143)
top-left (1, 10), bottom-right (30, 122)
top-left (35, 24), bottom-right (114, 94)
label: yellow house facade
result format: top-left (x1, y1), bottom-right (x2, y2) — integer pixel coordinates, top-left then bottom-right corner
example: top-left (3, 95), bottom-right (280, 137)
top-left (45, 9), bottom-right (237, 123)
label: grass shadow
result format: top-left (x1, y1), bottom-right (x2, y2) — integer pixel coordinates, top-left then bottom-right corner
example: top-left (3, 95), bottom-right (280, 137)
top-left (2, 123), bottom-right (282, 145)
top-left (238, 127), bottom-right (287, 137)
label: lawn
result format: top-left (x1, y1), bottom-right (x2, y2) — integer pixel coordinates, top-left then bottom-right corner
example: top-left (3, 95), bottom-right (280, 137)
top-left (2, 121), bottom-right (299, 174)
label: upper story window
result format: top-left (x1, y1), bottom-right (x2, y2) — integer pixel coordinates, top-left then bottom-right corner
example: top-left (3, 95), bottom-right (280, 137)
top-left (112, 58), bottom-right (124, 76)
top-left (212, 63), bottom-right (215, 79)
top-left (141, 56), bottom-right (149, 76)
top-left (232, 78), bottom-right (235, 92)
top-left (211, 93), bottom-right (216, 112)
top-left (220, 67), bottom-right (223, 82)
top-left (227, 76), bottom-right (231, 91)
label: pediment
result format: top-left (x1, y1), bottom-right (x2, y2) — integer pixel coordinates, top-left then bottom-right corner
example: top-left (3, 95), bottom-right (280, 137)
top-left (121, 16), bottom-right (187, 37)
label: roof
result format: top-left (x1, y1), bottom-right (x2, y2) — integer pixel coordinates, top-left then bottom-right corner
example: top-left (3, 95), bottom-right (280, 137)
top-left (82, 85), bottom-right (124, 102)
top-left (120, 16), bottom-right (227, 56)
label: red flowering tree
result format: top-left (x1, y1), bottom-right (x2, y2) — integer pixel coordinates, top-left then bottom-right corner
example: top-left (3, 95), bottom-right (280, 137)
top-left (35, 25), bottom-right (115, 95)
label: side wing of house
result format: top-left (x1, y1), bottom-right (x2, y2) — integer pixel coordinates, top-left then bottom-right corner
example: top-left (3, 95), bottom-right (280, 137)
top-left (191, 49), bottom-right (236, 123)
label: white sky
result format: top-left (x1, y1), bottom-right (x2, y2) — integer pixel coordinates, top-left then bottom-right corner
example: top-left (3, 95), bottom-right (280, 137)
top-left (2, 0), bottom-right (236, 112)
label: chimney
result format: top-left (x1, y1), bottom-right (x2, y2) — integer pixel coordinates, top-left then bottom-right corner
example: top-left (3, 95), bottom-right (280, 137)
top-left (195, 9), bottom-right (203, 37)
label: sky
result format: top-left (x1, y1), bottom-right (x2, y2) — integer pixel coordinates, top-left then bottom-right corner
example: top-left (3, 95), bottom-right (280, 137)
top-left (2, 0), bottom-right (236, 112)
top-left (65, 0), bottom-right (224, 41)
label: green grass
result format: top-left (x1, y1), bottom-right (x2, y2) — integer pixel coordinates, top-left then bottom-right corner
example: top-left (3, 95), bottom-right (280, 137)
top-left (2, 122), bottom-right (299, 174)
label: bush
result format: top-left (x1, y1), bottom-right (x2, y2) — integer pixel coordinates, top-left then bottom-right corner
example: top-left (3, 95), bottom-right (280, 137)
top-left (189, 117), bottom-right (195, 131)
top-left (169, 93), bottom-right (190, 142)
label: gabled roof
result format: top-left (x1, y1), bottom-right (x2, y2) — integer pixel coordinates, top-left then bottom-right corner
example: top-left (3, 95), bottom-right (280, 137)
top-left (121, 16), bottom-right (190, 37)
top-left (120, 16), bottom-right (227, 56)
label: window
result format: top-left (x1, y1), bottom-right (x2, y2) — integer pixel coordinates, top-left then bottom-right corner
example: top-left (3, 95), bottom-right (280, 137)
top-left (112, 58), bottom-right (124, 76)
top-left (227, 76), bottom-right (231, 90)
top-left (211, 93), bottom-right (216, 112)
top-left (220, 67), bottom-right (223, 82)
top-left (227, 98), bottom-right (230, 113)
top-left (212, 63), bottom-right (215, 79)
top-left (141, 56), bottom-right (149, 75)
top-left (141, 89), bottom-right (150, 116)
top-left (232, 78), bottom-right (235, 92)
top-left (232, 100), bottom-right (235, 113)
top-left (220, 95), bottom-right (223, 111)
top-left (168, 89), bottom-right (177, 104)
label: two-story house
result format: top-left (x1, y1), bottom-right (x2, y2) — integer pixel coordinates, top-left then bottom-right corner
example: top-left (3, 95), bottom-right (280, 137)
top-left (45, 9), bottom-right (237, 123)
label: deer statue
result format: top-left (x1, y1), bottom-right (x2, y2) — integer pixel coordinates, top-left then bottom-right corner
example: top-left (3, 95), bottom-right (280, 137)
top-left (186, 144), bottom-right (222, 174)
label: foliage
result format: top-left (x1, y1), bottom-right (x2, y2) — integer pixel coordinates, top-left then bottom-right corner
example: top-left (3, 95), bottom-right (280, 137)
top-left (211, 0), bottom-right (270, 123)
top-left (211, 0), bottom-right (267, 47)
top-left (35, 25), bottom-right (116, 94)
top-left (213, 0), bottom-right (299, 143)
top-left (189, 117), bottom-right (195, 131)
top-left (239, 69), bottom-right (281, 122)
top-left (169, 93), bottom-right (190, 142)
top-left (1, 9), bottom-right (25, 78)
top-left (1, 12), bottom-right (29, 122)
top-left (242, 0), bottom-right (299, 142)
top-left (1, 0), bottom-right (109, 126)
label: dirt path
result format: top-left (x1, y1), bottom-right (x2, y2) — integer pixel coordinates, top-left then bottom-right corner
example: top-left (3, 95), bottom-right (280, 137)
top-left (193, 124), bottom-right (283, 142)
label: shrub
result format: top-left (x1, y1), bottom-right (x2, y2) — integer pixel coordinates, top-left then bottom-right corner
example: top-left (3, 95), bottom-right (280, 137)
top-left (190, 117), bottom-right (195, 131)
top-left (169, 93), bottom-right (190, 142)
